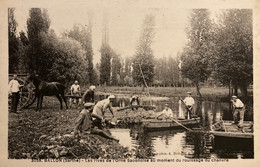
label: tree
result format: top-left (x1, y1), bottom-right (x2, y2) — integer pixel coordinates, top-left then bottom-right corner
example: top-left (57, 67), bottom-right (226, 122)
top-left (212, 9), bottom-right (252, 97)
top-left (26, 8), bottom-right (51, 76)
top-left (111, 52), bottom-right (122, 85)
top-left (99, 43), bottom-right (111, 85)
top-left (180, 9), bottom-right (213, 97)
top-left (8, 8), bottom-right (19, 73)
top-left (132, 14), bottom-right (155, 86)
top-left (64, 24), bottom-right (94, 84)
top-left (40, 29), bottom-right (88, 86)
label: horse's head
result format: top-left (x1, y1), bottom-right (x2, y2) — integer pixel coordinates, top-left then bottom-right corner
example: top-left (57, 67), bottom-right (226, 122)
top-left (25, 74), bottom-right (40, 88)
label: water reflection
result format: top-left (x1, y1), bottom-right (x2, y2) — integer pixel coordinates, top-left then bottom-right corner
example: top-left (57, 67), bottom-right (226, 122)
top-left (102, 95), bottom-right (254, 159)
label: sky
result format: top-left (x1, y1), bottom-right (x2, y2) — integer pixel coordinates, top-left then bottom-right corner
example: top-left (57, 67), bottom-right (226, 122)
top-left (13, 4), bottom-right (190, 64)
top-left (11, 0), bottom-right (253, 64)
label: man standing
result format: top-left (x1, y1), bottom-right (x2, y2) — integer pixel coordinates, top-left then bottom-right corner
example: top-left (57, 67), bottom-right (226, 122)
top-left (82, 85), bottom-right (95, 105)
top-left (8, 74), bottom-right (23, 113)
top-left (70, 80), bottom-right (81, 108)
top-left (130, 95), bottom-right (140, 110)
top-left (230, 95), bottom-right (245, 126)
top-left (92, 95), bottom-right (116, 129)
top-left (183, 92), bottom-right (195, 119)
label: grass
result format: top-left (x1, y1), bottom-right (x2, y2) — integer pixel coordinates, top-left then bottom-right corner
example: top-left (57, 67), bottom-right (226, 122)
top-left (94, 86), bottom-right (243, 98)
top-left (8, 97), bottom-right (131, 159)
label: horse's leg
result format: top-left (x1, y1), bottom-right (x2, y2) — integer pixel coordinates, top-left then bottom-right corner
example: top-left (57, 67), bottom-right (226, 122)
top-left (61, 93), bottom-right (68, 110)
top-left (36, 96), bottom-right (40, 111)
top-left (55, 94), bottom-right (63, 110)
top-left (39, 95), bottom-right (43, 111)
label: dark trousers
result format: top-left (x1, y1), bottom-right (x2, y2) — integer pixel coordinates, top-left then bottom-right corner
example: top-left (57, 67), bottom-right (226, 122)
top-left (11, 92), bottom-right (20, 113)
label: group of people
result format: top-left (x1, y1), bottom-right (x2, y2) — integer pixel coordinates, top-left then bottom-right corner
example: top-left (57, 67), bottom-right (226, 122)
top-left (9, 76), bottom-right (246, 141)
top-left (70, 81), bottom-right (118, 141)
top-left (156, 92), bottom-right (195, 120)
top-left (155, 92), bottom-right (245, 128)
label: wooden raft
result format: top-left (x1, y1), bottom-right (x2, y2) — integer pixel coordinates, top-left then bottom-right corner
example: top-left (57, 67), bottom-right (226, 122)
top-left (210, 121), bottom-right (253, 139)
top-left (142, 118), bottom-right (200, 131)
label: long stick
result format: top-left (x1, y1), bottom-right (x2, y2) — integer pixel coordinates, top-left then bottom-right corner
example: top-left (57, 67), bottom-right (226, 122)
top-left (166, 116), bottom-right (193, 131)
top-left (163, 114), bottom-right (192, 131)
top-left (138, 63), bottom-right (152, 106)
top-left (179, 96), bottom-right (204, 131)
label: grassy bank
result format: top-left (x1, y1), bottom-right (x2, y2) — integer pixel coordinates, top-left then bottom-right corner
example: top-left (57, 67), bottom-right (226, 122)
top-left (8, 98), bottom-right (134, 159)
top-left (95, 86), bottom-right (234, 98)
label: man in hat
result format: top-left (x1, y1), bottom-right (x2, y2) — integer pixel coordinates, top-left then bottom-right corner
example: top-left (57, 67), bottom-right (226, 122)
top-left (156, 103), bottom-right (174, 119)
top-left (74, 102), bottom-right (119, 141)
top-left (70, 80), bottom-right (81, 108)
top-left (183, 92), bottom-right (195, 119)
top-left (82, 85), bottom-right (96, 105)
top-left (130, 95), bottom-right (140, 110)
top-left (230, 95), bottom-right (245, 126)
top-left (8, 74), bottom-right (24, 113)
top-left (92, 95), bottom-right (116, 129)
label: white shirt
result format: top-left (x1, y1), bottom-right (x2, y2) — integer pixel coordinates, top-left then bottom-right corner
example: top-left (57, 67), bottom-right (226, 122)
top-left (71, 84), bottom-right (80, 93)
top-left (233, 99), bottom-right (244, 108)
top-left (161, 108), bottom-right (174, 118)
top-left (183, 97), bottom-right (195, 106)
top-left (9, 79), bottom-right (21, 93)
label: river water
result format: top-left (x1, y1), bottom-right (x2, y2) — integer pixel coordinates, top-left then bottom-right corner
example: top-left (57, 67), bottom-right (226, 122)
top-left (97, 95), bottom-right (254, 159)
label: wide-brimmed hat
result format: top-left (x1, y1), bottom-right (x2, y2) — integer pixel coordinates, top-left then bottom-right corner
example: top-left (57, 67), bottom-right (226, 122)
top-left (84, 102), bottom-right (94, 108)
top-left (187, 92), bottom-right (192, 94)
top-left (89, 85), bottom-right (96, 90)
top-left (108, 95), bottom-right (115, 99)
top-left (165, 103), bottom-right (169, 107)
top-left (232, 95), bottom-right (237, 98)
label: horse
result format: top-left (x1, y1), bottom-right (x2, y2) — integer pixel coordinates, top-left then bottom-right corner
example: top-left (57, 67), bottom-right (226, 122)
top-left (25, 75), bottom-right (68, 111)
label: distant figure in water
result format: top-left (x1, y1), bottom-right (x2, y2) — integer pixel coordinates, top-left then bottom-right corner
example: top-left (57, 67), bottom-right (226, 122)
top-left (156, 104), bottom-right (174, 120)
top-left (130, 95), bottom-right (140, 110)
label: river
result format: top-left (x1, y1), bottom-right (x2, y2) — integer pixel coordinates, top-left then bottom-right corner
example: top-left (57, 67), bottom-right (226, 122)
top-left (97, 94), bottom-right (254, 159)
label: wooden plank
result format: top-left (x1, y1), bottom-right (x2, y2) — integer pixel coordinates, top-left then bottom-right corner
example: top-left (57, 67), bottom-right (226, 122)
top-left (210, 131), bottom-right (253, 139)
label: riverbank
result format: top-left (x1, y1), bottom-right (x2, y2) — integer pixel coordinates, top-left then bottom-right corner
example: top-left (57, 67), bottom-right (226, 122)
top-left (8, 98), bottom-right (142, 159)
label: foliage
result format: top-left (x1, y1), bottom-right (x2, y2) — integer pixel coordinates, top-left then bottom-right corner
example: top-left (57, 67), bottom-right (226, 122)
top-left (64, 24), bottom-right (94, 84)
top-left (99, 43), bottom-right (111, 85)
top-left (40, 30), bottom-right (88, 86)
top-left (26, 8), bottom-right (51, 74)
top-left (154, 55), bottom-right (180, 87)
top-left (111, 52), bottom-right (122, 85)
top-left (212, 9), bottom-right (252, 97)
top-left (132, 14), bottom-right (155, 86)
top-left (8, 8), bottom-right (20, 73)
top-left (180, 9), bottom-right (213, 96)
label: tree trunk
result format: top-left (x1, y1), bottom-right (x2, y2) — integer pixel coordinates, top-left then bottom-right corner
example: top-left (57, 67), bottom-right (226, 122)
top-left (195, 82), bottom-right (202, 97)
top-left (233, 84), bottom-right (238, 96)
top-left (239, 84), bottom-right (248, 97)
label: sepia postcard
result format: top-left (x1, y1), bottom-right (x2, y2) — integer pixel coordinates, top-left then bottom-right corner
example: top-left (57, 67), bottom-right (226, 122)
top-left (0, 0), bottom-right (259, 167)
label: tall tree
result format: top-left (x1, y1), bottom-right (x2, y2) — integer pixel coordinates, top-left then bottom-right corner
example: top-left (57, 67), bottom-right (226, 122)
top-left (132, 14), bottom-right (155, 86)
top-left (180, 9), bottom-right (213, 97)
top-left (99, 13), bottom-right (111, 86)
top-left (99, 44), bottom-right (111, 85)
top-left (27, 8), bottom-right (51, 76)
top-left (213, 9), bottom-right (252, 97)
top-left (111, 52), bottom-right (122, 85)
top-left (40, 29), bottom-right (88, 86)
top-left (8, 8), bottom-right (19, 73)
top-left (65, 24), bottom-right (94, 84)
